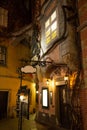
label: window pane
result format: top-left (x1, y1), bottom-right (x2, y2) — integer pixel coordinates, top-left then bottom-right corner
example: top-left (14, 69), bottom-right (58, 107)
top-left (0, 7), bottom-right (8, 27)
top-left (45, 27), bottom-right (50, 37)
top-left (51, 10), bottom-right (56, 22)
top-left (0, 46), bottom-right (6, 65)
top-left (51, 21), bottom-right (57, 31)
top-left (2, 54), bottom-right (5, 60)
top-left (45, 9), bottom-right (58, 45)
top-left (2, 47), bottom-right (5, 54)
top-left (45, 19), bottom-right (50, 28)
top-left (51, 30), bottom-right (57, 39)
top-left (46, 36), bottom-right (51, 44)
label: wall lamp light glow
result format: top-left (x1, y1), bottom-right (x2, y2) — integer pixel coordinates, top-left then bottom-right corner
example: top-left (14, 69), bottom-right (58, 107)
top-left (46, 79), bottom-right (49, 85)
top-left (64, 75), bottom-right (69, 81)
top-left (20, 95), bottom-right (24, 101)
top-left (36, 91), bottom-right (38, 94)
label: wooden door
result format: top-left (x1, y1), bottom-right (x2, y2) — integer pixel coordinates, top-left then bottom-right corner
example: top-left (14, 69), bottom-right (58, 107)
top-left (0, 91), bottom-right (8, 119)
top-left (59, 86), bottom-right (71, 129)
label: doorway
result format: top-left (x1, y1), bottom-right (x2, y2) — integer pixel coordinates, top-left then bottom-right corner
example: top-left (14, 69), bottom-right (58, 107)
top-left (56, 85), bottom-right (72, 129)
top-left (0, 91), bottom-right (8, 119)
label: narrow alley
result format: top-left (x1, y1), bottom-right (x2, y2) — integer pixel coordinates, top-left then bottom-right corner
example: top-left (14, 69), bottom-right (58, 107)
top-left (0, 114), bottom-right (68, 130)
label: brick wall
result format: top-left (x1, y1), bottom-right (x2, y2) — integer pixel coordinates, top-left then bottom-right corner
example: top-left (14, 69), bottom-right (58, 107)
top-left (80, 89), bottom-right (87, 130)
top-left (78, 0), bottom-right (87, 130)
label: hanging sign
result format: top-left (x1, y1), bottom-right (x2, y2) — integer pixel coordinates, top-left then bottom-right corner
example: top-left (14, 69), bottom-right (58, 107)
top-left (21, 65), bottom-right (36, 73)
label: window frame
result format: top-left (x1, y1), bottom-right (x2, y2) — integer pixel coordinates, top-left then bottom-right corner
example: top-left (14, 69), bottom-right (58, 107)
top-left (45, 8), bottom-right (59, 46)
top-left (42, 87), bottom-right (49, 109)
top-left (0, 7), bottom-right (8, 27)
top-left (0, 46), bottom-right (7, 66)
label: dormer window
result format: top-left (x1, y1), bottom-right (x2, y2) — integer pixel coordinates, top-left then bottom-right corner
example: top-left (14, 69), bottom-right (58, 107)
top-left (45, 9), bottom-right (59, 45)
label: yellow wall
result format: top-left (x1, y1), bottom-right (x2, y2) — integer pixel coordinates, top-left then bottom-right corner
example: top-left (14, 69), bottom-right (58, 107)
top-left (0, 40), bottom-right (36, 118)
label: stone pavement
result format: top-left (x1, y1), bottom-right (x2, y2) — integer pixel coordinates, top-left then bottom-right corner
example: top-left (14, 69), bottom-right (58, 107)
top-left (0, 114), bottom-right (69, 130)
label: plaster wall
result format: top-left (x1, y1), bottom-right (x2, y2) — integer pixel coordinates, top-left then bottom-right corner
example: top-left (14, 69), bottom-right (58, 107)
top-left (0, 40), bottom-right (36, 117)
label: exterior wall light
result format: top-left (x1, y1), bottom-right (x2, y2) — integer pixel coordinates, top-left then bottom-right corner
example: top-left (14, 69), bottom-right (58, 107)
top-left (46, 79), bottom-right (49, 85)
top-left (20, 95), bottom-right (24, 101)
top-left (36, 91), bottom-right (38, 94)
top-left (64, 75), bottom-right (69, 87)
top-left (64, 75), bottom-right (69, 82)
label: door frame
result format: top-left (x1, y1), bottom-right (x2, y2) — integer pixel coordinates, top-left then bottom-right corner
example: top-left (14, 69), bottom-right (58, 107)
top-left (55, 85), bottom-right (72, 129)
top-left (0, 89), bottom-right (10, 118)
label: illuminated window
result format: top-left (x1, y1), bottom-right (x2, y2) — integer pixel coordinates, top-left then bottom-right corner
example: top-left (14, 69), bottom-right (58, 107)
top-left (45, 9), bottom-right (58, 45)
top-left (51, 10), bottom-right (56, 22)
top-left (0, 46), bottom-right (6, 66)
top-left (45, 19), bottom-right (50, 28)
top-left (0, 7), bottom-right (8, 27)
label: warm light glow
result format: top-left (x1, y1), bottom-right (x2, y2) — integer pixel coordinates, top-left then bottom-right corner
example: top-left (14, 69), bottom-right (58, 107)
top-left (36, 91), bottom-right (38, 94)
top-left (42, 89), bottom-right (48, 107)
top-left (64, 75), bottom-right (69, 81)
top-left (46, 28), bottom-right (50, 37)
top-left (52, 30), bottom-right (57, 39)
top-left (32, 83), bottom-right (36, 87)
top-left (45, 19), bottom-right (50, 28)
top-left (51, 10), bottom-right (56, 22)
top-left (45, 9), bottom-right (58, 45)
top-left (46, 79), bottom-right (49, 85)
top-left (51, 21), bottom-right (57, 31)
top-left (20, 95), bottom-right (24, 101)
top-left (51, 79), bottom-right (55, 87)
top-left (46, 36), bottom-right (51, 44)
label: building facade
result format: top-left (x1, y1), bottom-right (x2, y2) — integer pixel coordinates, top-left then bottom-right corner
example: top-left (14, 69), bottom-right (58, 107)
top-left (0, 0), bottom-right (87, 130)
top-left (78, 0), bottom-right (87, 130)
top-left (34, 0), bottom-right (86, 130)
top-left (0, 36), bottom-right (36, 118)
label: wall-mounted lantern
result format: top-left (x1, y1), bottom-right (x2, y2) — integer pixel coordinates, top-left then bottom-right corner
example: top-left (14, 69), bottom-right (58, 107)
top-left (20, 95), bottom-right (24, 102)
top-left (46, 79), bottom-right (49, 85)
top-left (64, 74), bottom-right (69, 89)
top-left (64, 75), bottom-right (69, 82)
